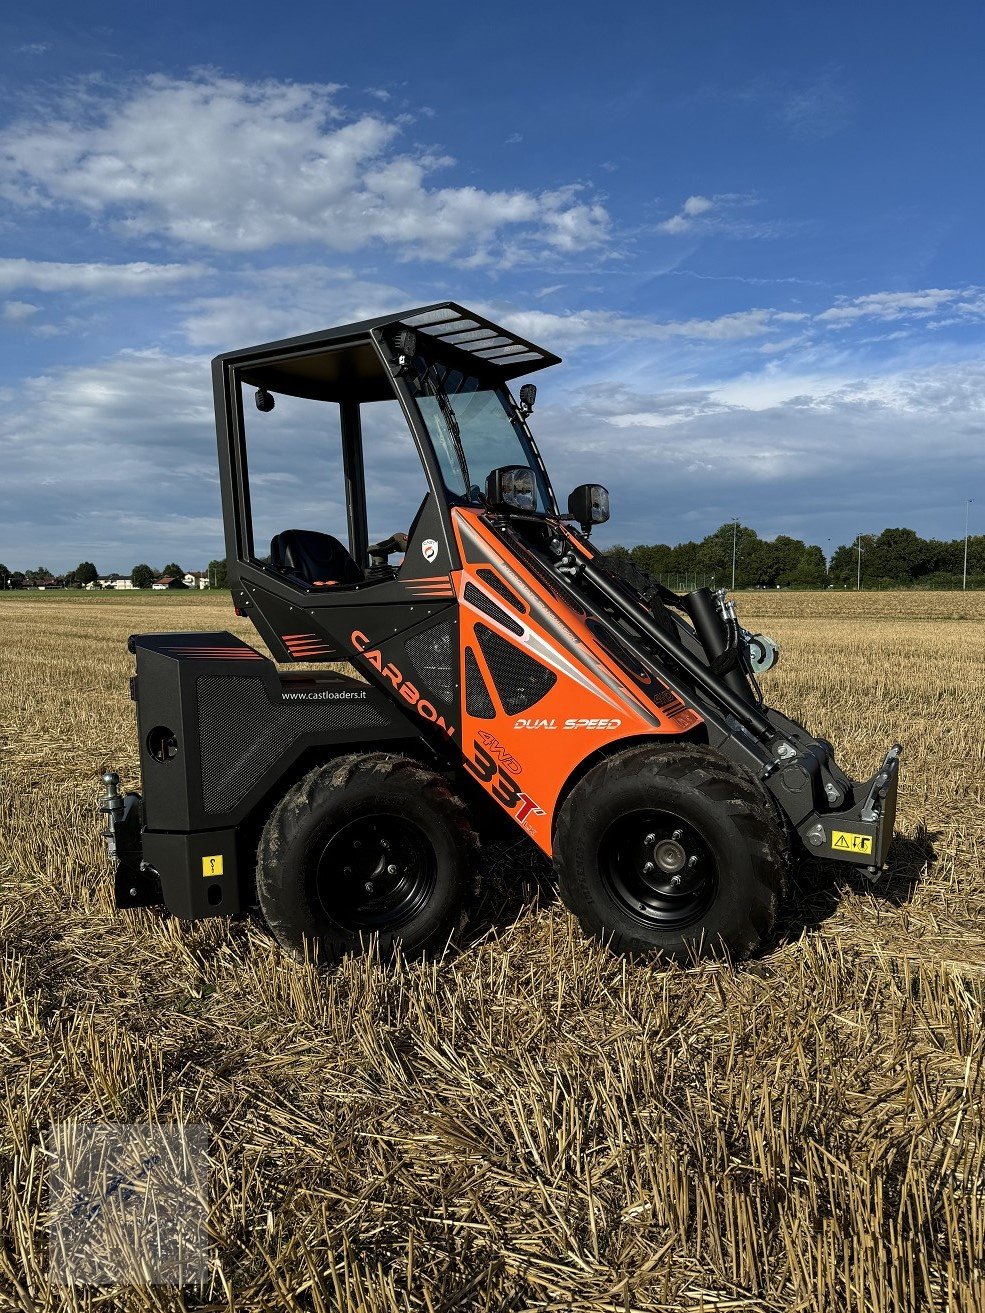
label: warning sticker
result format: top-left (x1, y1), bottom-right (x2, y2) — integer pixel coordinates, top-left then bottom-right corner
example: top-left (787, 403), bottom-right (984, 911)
top-left (202, 854), bottom-right (223, 877)
top-left (831, 831), bottom-right (873, 855)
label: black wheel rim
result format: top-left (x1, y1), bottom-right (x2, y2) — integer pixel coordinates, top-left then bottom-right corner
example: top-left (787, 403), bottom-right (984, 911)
top-left (598, 808), bottom-right (718, 930)
top-left (312, 814), bottom-right (437, 933)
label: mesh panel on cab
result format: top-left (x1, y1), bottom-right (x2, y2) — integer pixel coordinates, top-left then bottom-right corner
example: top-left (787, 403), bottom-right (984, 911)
top-left (474, 624), bottom-right (556, 715)
top-left (464, 582), bottom-right (523, 636)
top-left (476, 568), bottom-right (526, 614)
top-left (197, 676), bottom-right (386, 814)
top-left (464, 647), bottom-right (495, 719)
top-left (405, 619), bottom-right (454, 705)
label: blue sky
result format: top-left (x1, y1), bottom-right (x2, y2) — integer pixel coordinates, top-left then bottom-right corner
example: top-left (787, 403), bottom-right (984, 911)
top-left (1, 1), bottom-right (984, 571)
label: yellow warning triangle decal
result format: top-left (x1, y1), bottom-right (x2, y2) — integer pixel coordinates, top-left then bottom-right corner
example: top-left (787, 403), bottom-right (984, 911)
top-left (833, 834), bottom-right (850, 849)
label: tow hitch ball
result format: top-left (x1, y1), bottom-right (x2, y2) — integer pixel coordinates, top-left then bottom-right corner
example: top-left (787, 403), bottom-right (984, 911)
top-left (99, 770), bottom-right (125, 853)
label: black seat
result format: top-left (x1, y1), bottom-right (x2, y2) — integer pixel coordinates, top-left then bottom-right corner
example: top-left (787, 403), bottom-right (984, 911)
top-left (269, 530), bottom-right (363, 587)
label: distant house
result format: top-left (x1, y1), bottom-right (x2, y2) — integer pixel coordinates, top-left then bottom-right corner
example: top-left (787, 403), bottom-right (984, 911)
top-left (152, 575), bottom-right (188, 590)
top-left (97, 573), bottom-right (135, 590)
top-left (183, 571), bottom-right (210, 590)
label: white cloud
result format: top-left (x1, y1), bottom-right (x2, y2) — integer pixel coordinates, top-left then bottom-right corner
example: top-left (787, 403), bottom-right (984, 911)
top-left (174, 272), bottom-right (985, 371)
top-left (0, 74), bottom-right (611, 262)
top-left (178, 266), bottom-right (413, 348)
top-left (660, 198), bottom-right (708, 235)
top-left (817, 288), bottom-right (985, 326)
top-left (2, 300), bottom-right (39, 321)
top-left (496, 305), bottom-right (795, 347)
top-left (7, 330), bottom-right (984, 571)
top-left (0, 258), bottom-right (210, 295)
top-left (536, 358), bottom-right (985, 546)
top-left (658, 192), bottom-right (762, 236)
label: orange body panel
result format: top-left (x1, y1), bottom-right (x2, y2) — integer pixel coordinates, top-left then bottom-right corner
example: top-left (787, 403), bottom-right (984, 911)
top-left (450, 509), bottom-right (702, 855)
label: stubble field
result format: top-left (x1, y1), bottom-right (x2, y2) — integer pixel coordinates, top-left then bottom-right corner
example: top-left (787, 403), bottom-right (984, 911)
top-left (1, 590), bottom-right (983, 1312)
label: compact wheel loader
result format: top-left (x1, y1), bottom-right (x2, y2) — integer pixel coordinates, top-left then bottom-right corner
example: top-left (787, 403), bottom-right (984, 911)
top-left (101, 303), bottom-right (901, 964)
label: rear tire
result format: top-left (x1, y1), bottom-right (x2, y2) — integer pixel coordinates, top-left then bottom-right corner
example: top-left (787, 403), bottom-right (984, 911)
top-left (256, 753), bottom-right (477, 965)
top-left (554, 744), bottom-right (787, 963)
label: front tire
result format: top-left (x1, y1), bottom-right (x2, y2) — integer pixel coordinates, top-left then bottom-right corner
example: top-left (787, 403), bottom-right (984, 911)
top-left (554, 744), bottom-right (787, 963)
top-left (256, 753), bottom-right (477, 964)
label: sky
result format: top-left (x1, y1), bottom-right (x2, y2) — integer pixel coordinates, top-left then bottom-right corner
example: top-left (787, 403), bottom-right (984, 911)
top-left (1, 0), bottom-right (984, 573)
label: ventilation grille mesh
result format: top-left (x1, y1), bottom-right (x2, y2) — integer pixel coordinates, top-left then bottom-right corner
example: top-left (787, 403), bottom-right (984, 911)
top-left (464, 647), bottom-right (495, 719)
top-left (198, 676), bottom-right (386, 814)
top-left (476, 568), bottom-right (525, 613)
top-left (405, 619), bottom-right (454, 705)
top-left (474, 624), bottom-right (556, 715)
top-left (464, 582), bottom-right (523, 636)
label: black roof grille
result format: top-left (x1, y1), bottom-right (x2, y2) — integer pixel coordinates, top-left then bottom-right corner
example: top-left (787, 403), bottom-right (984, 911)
top-left (216, 301), bottom-right (561, 385)
top-left (397, 303), bottom-right (560, 378)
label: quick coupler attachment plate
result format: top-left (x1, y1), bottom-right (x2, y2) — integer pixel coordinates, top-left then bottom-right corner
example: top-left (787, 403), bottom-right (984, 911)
top-left (799, 744), bottom-right (901, 876)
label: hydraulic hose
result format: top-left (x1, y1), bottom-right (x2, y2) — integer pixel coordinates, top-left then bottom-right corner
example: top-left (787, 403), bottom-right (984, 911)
top-left (682, 587), bottom-right (757, 705)
top-left (579, 558), bottom-right (775, 741)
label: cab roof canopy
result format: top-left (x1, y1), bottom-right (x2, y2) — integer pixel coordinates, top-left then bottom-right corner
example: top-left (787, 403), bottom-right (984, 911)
top-left (218, 302), bottom-right (562, 404)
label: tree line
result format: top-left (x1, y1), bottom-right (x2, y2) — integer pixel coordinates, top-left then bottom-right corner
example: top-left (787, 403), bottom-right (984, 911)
top-left (607, 523), bottom-right (985, 590)
top-left (0, 559), bottom-right (230, 589)
top-left (3, 525), bottom-right (983, 591)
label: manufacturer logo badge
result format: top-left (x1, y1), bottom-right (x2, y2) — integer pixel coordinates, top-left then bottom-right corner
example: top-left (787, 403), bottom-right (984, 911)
top-left (422, 538), bottom-right (438, 563)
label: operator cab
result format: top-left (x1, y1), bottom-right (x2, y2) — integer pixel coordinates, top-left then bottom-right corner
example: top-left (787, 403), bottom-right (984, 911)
top-left (213, 304), bottom-right (587, 660)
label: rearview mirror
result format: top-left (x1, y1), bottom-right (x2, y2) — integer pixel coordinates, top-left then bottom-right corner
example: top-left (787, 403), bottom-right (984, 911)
top-left (567, 484), bottom-right (610, 532)
top-left (486, 466), bottom-right (537, 513)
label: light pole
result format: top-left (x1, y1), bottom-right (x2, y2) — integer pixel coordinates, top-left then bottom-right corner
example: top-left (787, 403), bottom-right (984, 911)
top-left (963, 499), bottom-right (973, 590)
top-left (731, 518), bottom-right (739, 592)
top-left (856, 533), bottom-right (862, 591)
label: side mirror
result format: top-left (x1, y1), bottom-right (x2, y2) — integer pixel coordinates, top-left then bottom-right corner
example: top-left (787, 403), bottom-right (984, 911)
top-left (518, 383), bottom-right (537, 416)
top-left (486, 465), bottom-right (537, 513)
top-left (567, 484), bottom-right (610, 533)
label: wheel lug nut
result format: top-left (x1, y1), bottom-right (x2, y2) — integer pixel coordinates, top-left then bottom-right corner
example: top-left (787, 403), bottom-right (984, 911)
top-left (644, 833), bottom-right (656, 845)
top-left (364, 881), bottom-right (375, 893)
top-left (671, 875), bottom-right (682, 887)
top-left (687, 855), bottom-right (699, 868)
top-left (672, 829), bottom-right (684, 841)
top-left (643, 861), bottom-right (655, 874)
top-left (387, 864), bottom-right (399, 875)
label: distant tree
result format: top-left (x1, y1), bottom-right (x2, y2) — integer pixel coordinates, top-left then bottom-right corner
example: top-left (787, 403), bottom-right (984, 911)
top-left (864, 528), bottom-right (928, 584)
top-left (630, 543), bottom-right (675, 577)
top-left (24, 566), bottom-right (53, 587)
top-left (131, 563), bottom-right (155, 589)
top-left (161, 562), bottom-right (183, 579)
top-left (206, 558), bottom-right (229, 588)
top-left (828, 535), bottom-right (876, 587)
top-left (786, 545), bottom-right (827, 587)
top-left (0, 563), bottom-right (9, 590)
top-left (74, 561), bottom-right (98, 588)
top-left (9, 571), bottom-right (25, 590)
top-left (693, 522), bottom-right (759, 586)
top-left (63, 569), bottom-right (77, 588)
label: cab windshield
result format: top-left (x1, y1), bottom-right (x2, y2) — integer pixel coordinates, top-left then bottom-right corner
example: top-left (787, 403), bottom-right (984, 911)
top-left (408, 359), bottom-right (554, 513)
